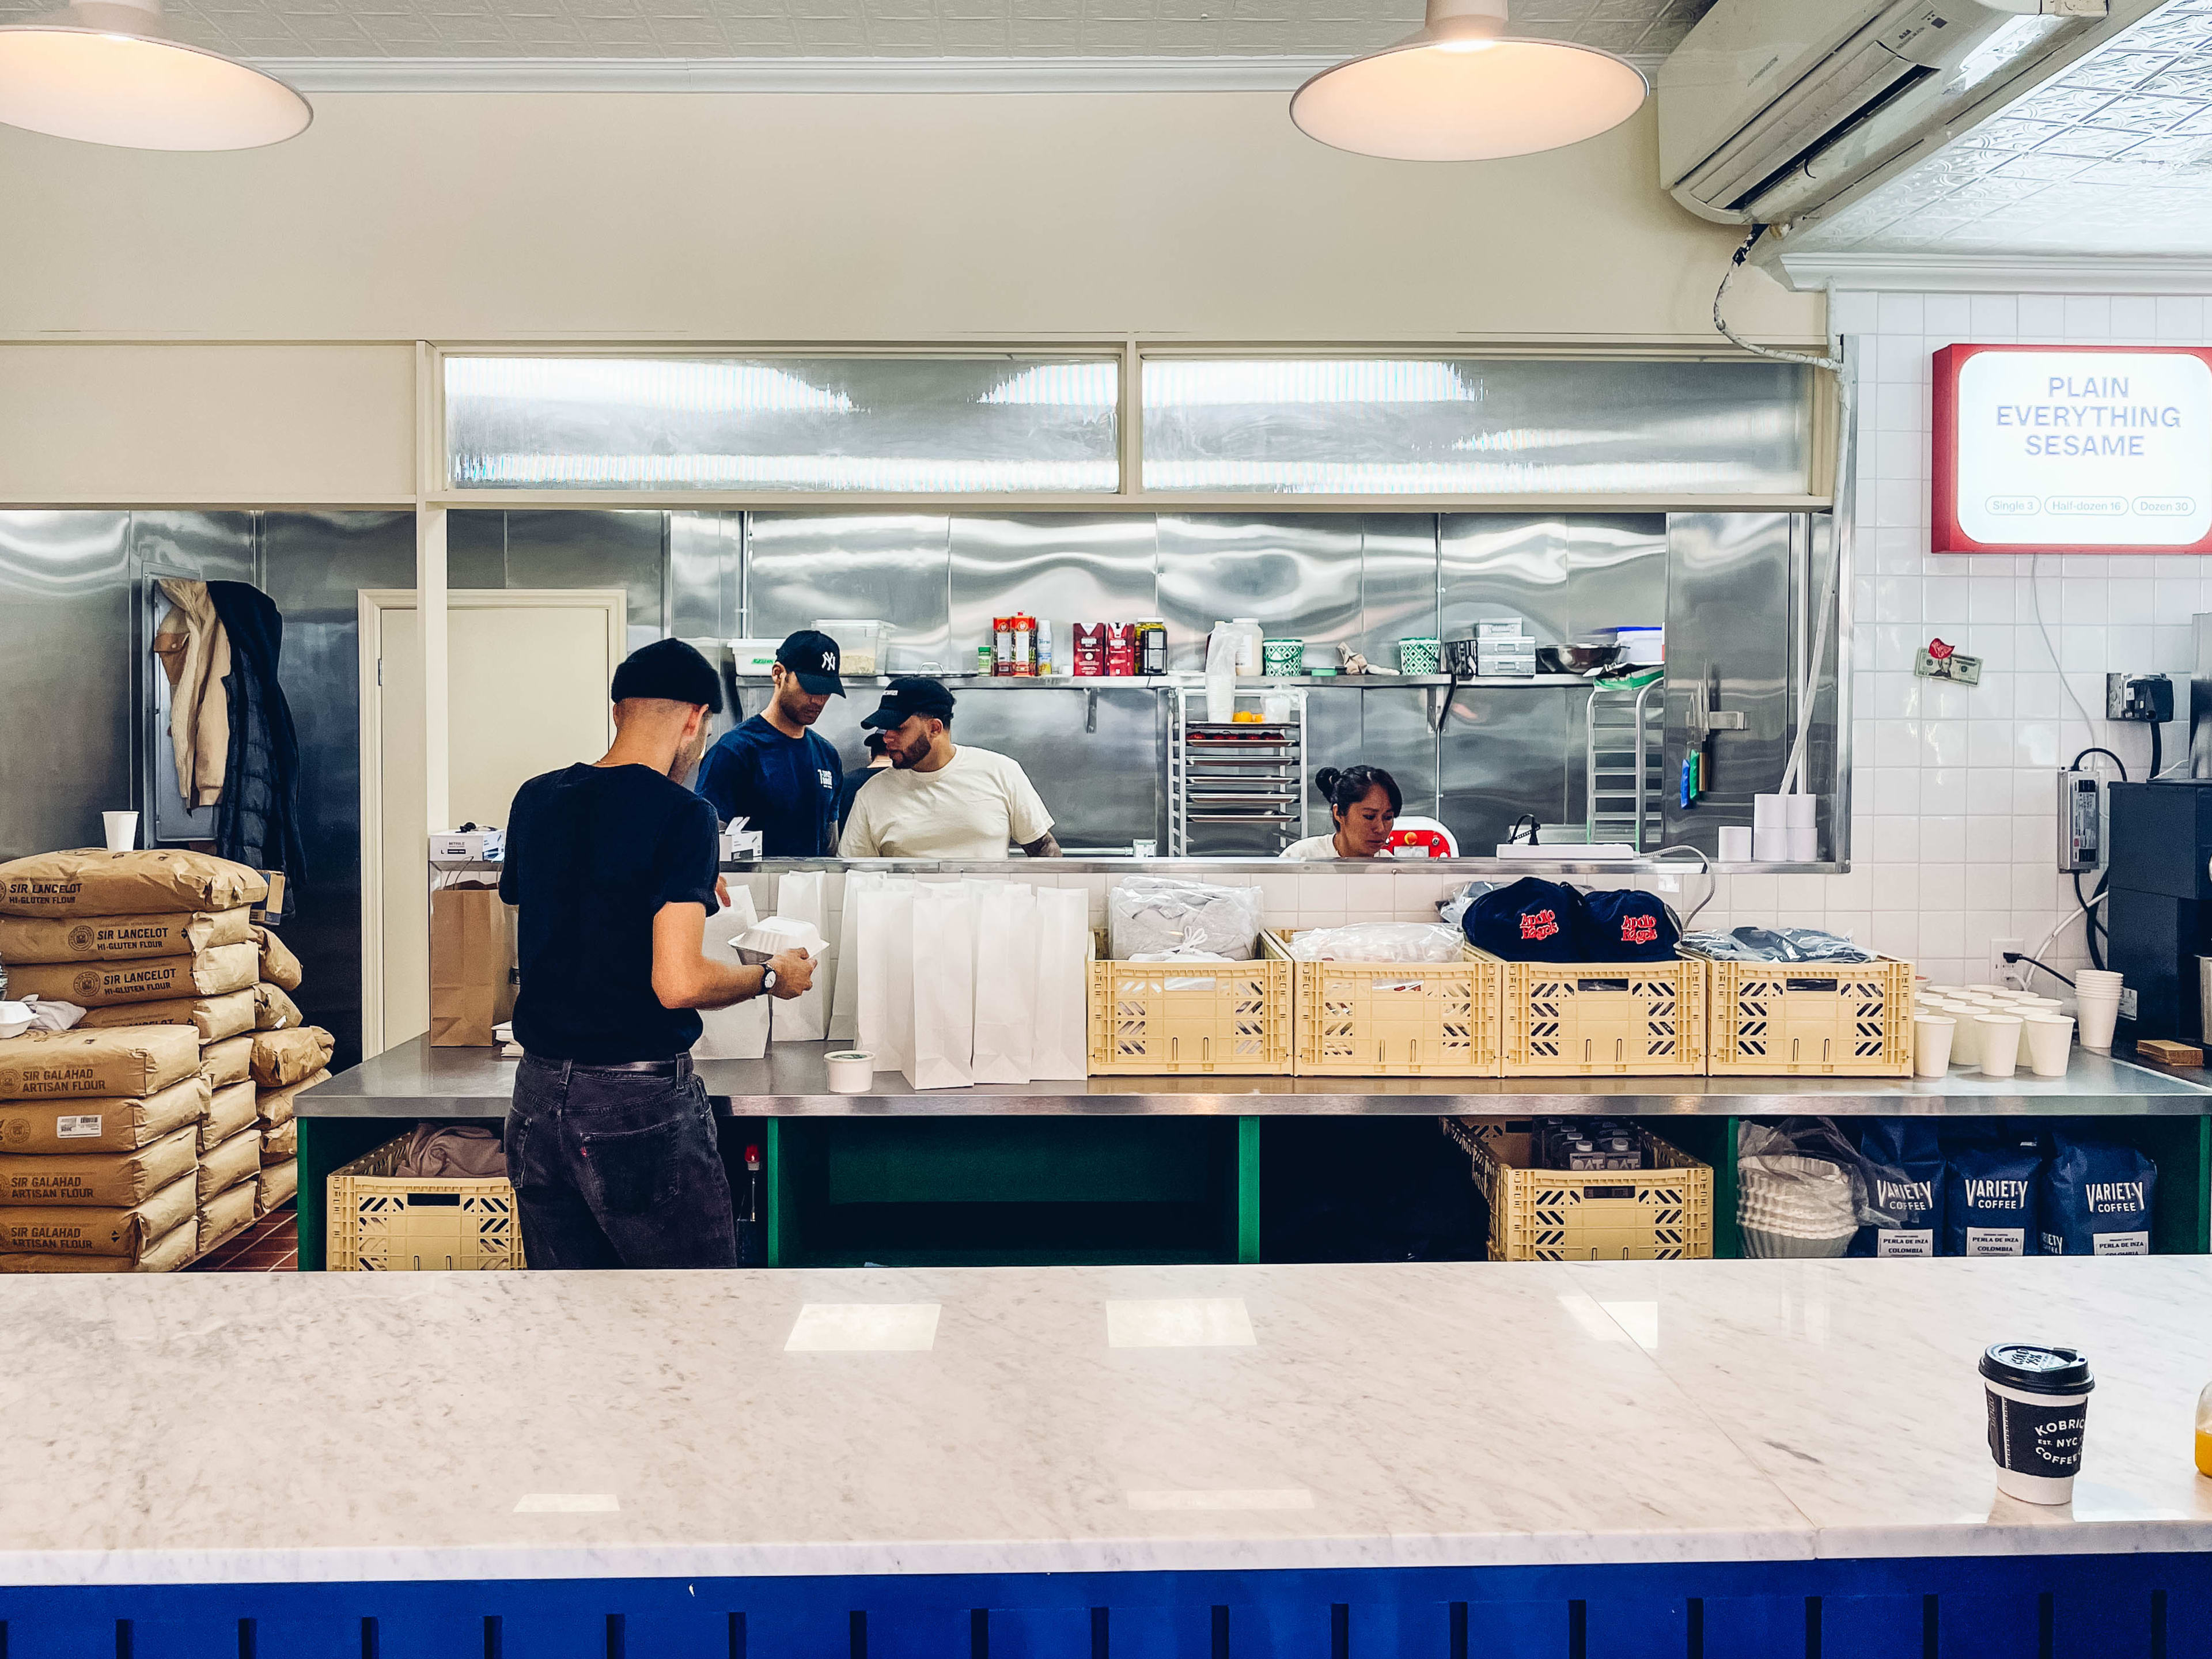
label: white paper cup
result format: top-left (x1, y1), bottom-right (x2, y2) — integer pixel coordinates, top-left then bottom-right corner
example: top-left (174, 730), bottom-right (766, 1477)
top-left (1965, 982), bottom-right (2010, 995)
top-left (2075, 991), bottom-right (2120, 1053)
top-left (1976, 1012), bottom-right (2024, 1078)
top-left (1981, 1344), bottom-right (2093, 1506)
top-left (1718, 825), bottom-right (1753, 862)
top-left (101, 811), bottom-right (138, 853)
top-left (2075, 969), bottom-right (2123, 994)
top-left (1913, 1014), bottom-right (1956, 1078)
top-left (2009, 996), bottom-right (2063, 1014)
top-left (2023, 1014), bottom-right (2074, 1078)
top-left (825, 1050), bottom-right (875, 1093)
top-left (1949, 1010), bottom-right (1985, 1068)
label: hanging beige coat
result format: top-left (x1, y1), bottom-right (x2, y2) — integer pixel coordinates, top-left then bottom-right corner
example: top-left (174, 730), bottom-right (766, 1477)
top-left (151, 578), bottom-right (230, 810)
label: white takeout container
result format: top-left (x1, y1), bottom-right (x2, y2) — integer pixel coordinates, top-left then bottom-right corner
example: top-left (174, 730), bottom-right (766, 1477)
top-left (732, 916), bottom-right (826, 965)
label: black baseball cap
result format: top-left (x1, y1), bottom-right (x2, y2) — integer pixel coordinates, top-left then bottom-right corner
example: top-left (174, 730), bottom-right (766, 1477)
top-left (860, 676), bottom-right (956, 730)
top-left (610, 638), bottom-right (723, 713)
top-left (777, 630), bottom-right (846, 697)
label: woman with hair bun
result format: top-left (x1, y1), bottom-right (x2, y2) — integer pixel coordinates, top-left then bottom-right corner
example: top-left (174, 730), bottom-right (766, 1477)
top-left (1281, 764), bottom-right (1402, 860)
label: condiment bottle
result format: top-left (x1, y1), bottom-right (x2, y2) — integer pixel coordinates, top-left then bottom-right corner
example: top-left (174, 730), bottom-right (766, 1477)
top-left (2198, 1380), bottom-right (2212, 1476)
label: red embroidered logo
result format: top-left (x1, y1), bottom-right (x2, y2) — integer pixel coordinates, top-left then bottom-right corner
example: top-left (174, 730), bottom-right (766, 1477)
top-left (1621, 915), bottom-right (1658, 945)
top-left (1520, 909), bottom-right (1559, 941)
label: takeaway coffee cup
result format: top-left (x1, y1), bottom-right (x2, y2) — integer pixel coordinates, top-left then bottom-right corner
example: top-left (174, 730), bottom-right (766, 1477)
top-left (2024, 1014), bottom-right (2075, 1079)
top-left (1912, 1013), bottom-right (1955, 1078)
top-left (2075, 988), bottom-right (2121, 1053)
top-left (1976, 1012), bottom-right (2024, 1079)
top-left (102, 811), bottom-right (138, 853)
top-left (1980, 1343), bottom-right (2093, 1505)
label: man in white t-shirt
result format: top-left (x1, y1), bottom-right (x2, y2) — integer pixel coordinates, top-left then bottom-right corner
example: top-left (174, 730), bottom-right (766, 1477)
top-left (838, 676), bottom-right (1062, 860)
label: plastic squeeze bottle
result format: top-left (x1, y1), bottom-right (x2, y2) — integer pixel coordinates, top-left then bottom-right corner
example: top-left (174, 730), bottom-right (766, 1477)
top-left (2198, 1382), bottom-right (2212, 1477)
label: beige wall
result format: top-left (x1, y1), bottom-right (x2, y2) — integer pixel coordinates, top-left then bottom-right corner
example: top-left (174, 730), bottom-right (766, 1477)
top-left (0, 89), bottom-right (1820, 503)
top-left (0, 91), bottom-right (1817, 345)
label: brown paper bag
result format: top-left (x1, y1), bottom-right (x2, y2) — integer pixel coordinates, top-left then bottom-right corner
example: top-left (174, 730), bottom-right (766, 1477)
top-left (197, 1180), bottom-right (257, 1255)
top-left (0, 1218), bottom-right (197, 1273)
top-left (201, 1080), bottom-right (258, 1153)
top-left (255, 1069), bottom-right (330, 1130)
top-left (4, 942), bottom-right (259, 1008)
top-left (260, 1118), bottom-right (296, 1162)
top-left (251, 923), bottom-right (303, 991)
top-left (0, 1125), bottom-right (197, 1207)
top-left (78, 989), bottom-right (257, 1043)
top-left (0, 850), bottom-right (266, 919)
top-left (251, 1027), bottom-right (335, 1089)
top-left (0, 1026), bottom-right (201, 1101)
top-left (0, 1077), bottom-right (208, 1154)
top-left (255, 1158), bottom-right (297, 1216)
top-left (200, 1034), bottom-right (254, 1090)
top-left (0, 908), bottom-right (253, 964)
top-left (0, 1172), bottom-right (195, 1256)
top-left (430, 885), bottom-right (517, 1047)
top-left (252, 983), bottom-right (304, 1032)
top-left (197, 1128), bottom-right (262, 1203)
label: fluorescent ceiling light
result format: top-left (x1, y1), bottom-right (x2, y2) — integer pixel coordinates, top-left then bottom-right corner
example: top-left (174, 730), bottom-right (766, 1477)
top-left (0, 0), bottom-right (309, 150)
top-left (1291, 0), bottom-right (1645, 163)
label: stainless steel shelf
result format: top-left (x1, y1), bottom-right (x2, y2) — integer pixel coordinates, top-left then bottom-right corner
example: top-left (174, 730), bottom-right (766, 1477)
top-left (307, 1038), bottom-right (2212, 1122)
top-left (735, 673), bottom-right (1594, 691)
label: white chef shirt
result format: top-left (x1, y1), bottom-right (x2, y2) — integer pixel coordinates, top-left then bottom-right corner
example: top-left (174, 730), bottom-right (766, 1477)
top-left (838, 745), bottom-right (1054, 859)
top-left (1279, 834), bottom-right (1388, 861)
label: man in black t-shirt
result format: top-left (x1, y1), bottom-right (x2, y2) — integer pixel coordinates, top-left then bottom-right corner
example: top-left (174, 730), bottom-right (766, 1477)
top-left (499, 638), bottom-right (815, 1270)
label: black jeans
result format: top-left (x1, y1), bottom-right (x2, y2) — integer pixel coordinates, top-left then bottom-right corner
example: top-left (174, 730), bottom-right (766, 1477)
top-left (506, 1052), bottom-right (738, 1269)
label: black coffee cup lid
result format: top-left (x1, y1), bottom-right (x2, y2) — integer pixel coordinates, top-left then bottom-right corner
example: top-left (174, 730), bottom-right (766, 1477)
top-left (1979, 1343), bottom-right (2094, 1395)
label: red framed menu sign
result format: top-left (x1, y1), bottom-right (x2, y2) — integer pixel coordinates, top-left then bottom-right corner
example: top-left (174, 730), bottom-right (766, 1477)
top-left (1931, 342), bottom-right (2212, 554)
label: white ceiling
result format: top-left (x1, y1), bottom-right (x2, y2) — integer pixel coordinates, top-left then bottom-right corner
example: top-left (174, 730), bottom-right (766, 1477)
top-left (1790, 0), bottom-right (2212, 261)
top-left (0, 0), bottom-right (1710, 61)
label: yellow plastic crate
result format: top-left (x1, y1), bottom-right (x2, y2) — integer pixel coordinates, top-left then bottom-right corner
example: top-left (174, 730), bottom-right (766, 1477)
top-left (1444, 1116), bottom-right (1713, 1262)
top-left (327, 1133), bottom-right (524, 1271)
top-left (1086, 956), bottom-right (1291, 1075)
top-left (1471, 949), bottom-right (1707, 1076)
top-left (1262, 929), bottom-right (1501, 1077)
top-left (1692, 951), bottom-right (1915, 1077)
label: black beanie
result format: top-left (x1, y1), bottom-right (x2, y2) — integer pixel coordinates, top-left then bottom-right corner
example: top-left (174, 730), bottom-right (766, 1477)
top-left (609, 638), bottom-right (723, 713)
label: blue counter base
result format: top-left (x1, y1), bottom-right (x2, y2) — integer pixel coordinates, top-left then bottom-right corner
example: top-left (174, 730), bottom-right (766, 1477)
top-left (7, 1554), bottom-right (2212, 1659)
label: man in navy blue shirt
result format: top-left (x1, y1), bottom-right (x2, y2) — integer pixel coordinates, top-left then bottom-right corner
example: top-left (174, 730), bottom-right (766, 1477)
top-left (695, 630), bottom-right (846, 855)
top-left (501, 638), bottom-right (815, 1270)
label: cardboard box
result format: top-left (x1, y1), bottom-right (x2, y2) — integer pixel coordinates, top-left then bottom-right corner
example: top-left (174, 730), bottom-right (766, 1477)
top-left (255, 1070), bottom-right (330, 1131)
top-left (0, 1077), bottom-right (209, 1155)
top-left (0, 908), bottom-right (253, 964)
top-left (0, 1173), bottom-right (195, 1256)
top-left (197, 1181), bottom-right (257, 1256)
top-left (0, 1219), bottom-right (196, 1273)
top-left (0, 1124), bottom-right (196, 1207)
top-left (3, 942), bottom-right (258, 1009)
top-left (200, 1034), bottom-right (253, 1090)
top-left (201, 1081), bottom-right (257, 1153)
top-left (430, 885), bottom-right (517, 1047)
top-left (429, 829), bottom-right (505, 862)
top-left (0, 849), bottom-right (266, 919)
top-left (0, 1025), bottom-right (201, 1102)
top-left (197, 1128), bottom-right (262, 1203)
top-left (76, 988), bottom-right (256, 1043)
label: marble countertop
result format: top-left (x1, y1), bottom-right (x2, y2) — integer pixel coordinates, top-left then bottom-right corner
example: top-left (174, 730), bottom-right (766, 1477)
top-left (4, 1258), bottom-right (2210, 1586)
top-left (303, 1037), bottom-right (2212, 1120)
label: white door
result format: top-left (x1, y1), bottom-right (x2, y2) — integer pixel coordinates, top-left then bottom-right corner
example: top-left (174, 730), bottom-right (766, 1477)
top-left (361, 589), bottom-right (627, 1054)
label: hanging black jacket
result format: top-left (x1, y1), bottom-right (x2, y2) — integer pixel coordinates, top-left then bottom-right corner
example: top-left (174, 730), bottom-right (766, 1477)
top-left (206, 581), bottom-right (305, 917)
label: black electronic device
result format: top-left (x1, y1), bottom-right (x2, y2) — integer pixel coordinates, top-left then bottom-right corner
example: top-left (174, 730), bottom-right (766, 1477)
top-left (2104, 779), bottom-right (2212, 1048)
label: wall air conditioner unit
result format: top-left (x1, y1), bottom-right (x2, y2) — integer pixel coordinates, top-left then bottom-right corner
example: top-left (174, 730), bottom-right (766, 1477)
top-left (1659, 0), bottom-right (2123, 230)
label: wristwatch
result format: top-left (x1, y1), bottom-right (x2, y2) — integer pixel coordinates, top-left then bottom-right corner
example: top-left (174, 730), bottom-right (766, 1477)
top-left (760, 966), bottom-right (779, 995)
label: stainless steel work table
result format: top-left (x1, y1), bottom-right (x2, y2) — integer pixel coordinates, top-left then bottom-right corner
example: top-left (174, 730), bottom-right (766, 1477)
top-left (294, 1039), bottom-right (2212, 1271)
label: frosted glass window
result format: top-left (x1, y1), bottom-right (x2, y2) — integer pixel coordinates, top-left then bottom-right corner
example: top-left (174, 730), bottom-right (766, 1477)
top-left (446, 357), bottom-right (1120, 493)
top-left (1140, 358), bottom-right (1812, 495)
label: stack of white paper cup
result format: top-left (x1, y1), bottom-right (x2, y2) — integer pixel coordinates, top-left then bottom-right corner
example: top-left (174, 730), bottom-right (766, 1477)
top-left (2074, 970), bottom-right (2123, 1053)
top-left (1913, 1013), bottom-right (1956, 1077)
top-left (2022, 1014), bottom-right (2074, 1078)
top-left (1752, 793), bottom-right (1789, 861)
top-left (1785, 793), bottom-right (1818, 861)
top-left (1976, 1012), bottom-right (2025, 1078)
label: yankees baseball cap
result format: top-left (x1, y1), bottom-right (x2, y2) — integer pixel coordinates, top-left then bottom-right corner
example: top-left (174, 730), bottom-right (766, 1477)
top-left (860, 676), bottom-right (956, 730)
top-left (777, 630), bottom-right (846, 697)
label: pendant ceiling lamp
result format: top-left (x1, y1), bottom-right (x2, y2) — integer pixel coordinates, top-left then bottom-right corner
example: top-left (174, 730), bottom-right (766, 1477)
top-left (0, 0), bottom-right (310, 150)
top-left (1291, 0), bottom-right (1646, 163)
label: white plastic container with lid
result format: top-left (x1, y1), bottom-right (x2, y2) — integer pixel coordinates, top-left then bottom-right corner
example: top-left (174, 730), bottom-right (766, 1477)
top-left (813, 619), bottom-right (888, 677)
top-left (1616, 626), bottom-right (1664, 665)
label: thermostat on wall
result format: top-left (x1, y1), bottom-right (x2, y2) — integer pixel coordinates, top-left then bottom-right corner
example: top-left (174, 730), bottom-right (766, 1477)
top-left (1931, 343), bottom-right (2212, 555)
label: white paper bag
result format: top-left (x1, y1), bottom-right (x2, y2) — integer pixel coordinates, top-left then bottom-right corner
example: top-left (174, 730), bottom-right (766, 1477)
top-left (771, 871), bottom-right (829, 1041)
top-left (906, 882), bottom-right (977, 1090)
top-left (1029, 885), bottom-right (1092, 1080)
top-left (692, 887), bottom-right (768, 1060)
top-left (855, 879), bottom-right (914, 1077)
top-left (827, 871), bottom-right (881, 1043)
top-left (971, 883), bottom-right (1036, 1084)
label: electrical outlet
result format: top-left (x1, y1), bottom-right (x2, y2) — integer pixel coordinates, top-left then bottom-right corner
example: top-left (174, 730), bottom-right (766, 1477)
top-left (1991, 936), bottom-right (2024, 987)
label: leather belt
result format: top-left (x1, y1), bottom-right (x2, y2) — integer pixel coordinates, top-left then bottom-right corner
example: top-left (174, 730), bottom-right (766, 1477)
top-left (522, 1052), bottom-right (691, 1078)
